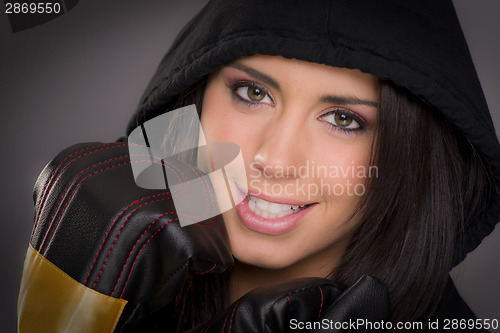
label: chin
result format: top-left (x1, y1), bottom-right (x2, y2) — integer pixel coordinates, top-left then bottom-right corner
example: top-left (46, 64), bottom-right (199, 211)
top-left (229, 234), bottom-right (307, 270)
top-left (232, 249), bottom-right (297, 270)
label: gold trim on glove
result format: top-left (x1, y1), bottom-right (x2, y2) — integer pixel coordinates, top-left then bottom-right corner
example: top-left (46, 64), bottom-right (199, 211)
top-left (18, 244), bottom-right (127, 333)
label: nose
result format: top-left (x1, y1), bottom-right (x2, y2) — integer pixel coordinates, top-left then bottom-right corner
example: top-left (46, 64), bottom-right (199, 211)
top-left (251, 112), bottom-right (306, 179)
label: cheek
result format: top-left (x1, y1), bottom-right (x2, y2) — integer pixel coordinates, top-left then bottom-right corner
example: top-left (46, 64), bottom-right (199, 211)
top-left (317, 141), bottom-right (373, 177)
top-left (310, 140), bottom-right (374, 205)
top-left (201, 113), bottom-right (258, 183)
top-left (201, 87), bottom-right (249, 146)
top-left (201, 95), bottom-right (263, 177)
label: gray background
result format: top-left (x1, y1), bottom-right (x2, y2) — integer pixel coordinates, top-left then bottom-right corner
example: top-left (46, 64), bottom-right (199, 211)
top-left (0, 1), bottom-right (498, 332)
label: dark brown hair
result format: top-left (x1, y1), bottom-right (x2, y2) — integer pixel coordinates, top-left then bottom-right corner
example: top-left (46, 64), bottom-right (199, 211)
top-left (165, 77), bottom-right (492, 329)
top-left (333, 80), bottom-right (491, 322)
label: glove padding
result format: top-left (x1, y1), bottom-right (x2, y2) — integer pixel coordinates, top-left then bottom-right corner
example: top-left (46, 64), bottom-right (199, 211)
top-left (28, 141), bottom-right (233, 331)
top-left (188, 275), bottom-right (391, 333)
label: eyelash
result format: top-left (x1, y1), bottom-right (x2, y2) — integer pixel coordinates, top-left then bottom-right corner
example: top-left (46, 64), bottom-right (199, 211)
top-left (226, 80), bottom-right (367, 135)
top-left (226, 81), bottom-right (274, 107)
top-left (318, 109), bottom-right (367, 134)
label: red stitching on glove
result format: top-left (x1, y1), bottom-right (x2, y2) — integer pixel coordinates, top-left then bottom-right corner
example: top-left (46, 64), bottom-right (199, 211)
top-left (285, 295), bottom-right (291, 304)
top-left (34, 143), bottom-right (149, 232)
top-left (36, 143), bottom-right (220, 294)
top-left (193, 263), bottom-right (217, 275)
top-left (111, 211), bottom-right (175, 294)
top-left (84, 192), bottom-right (169, 286)
top-left (228, 300), bottom-right (241, 333)
top-left (222, 303), bottom-right (231, 332)
top-left (92, 196), bottom-right (171, 288)
top-left (39, 155), bottom-right (131, 254)
top-left (109, 163), bottom-right (218, 294)
top-left (318, 286), bottom-right (324, 319)
top-left (118, 216), bottom-right (179, 298)
top-left (41, 155), bottom-right (183, 256)
top-left (33, 143), bottom-right (124, 241)
top-left (91, 158), bottom-right (199, 288)
top-left (34, 143), bottom-right (157, 242)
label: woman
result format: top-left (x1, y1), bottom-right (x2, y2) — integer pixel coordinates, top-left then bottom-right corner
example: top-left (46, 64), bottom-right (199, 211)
top-left (19, 0), bottom-right (500, 332)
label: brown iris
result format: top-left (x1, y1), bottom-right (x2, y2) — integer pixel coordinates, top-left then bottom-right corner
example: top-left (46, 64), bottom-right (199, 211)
top-left (334, 113), bottom-right (353, 128)
top-left (247, 87), bottom-right (265, 102)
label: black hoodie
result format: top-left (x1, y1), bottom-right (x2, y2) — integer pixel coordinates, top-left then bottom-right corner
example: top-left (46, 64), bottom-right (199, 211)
top-left (127, 0), bottom-right (500, 326)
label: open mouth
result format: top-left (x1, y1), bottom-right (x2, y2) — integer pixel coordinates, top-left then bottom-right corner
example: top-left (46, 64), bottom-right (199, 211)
top-left (233, 189), bottom-right (317, 235)
top-left (247, 195), bottom-right (311, 219)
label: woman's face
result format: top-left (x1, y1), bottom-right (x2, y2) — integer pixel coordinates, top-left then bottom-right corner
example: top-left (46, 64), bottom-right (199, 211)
top-left (201, 55), bottom-right (379, 273)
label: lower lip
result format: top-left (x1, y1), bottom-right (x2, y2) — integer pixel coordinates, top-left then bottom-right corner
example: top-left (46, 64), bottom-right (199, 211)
top-left (235, 196), bottom-right (315, 236)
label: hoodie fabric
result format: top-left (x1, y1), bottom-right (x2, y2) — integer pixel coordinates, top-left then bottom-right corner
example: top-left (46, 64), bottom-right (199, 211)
top-left (127, 0), bottom-right (500, 321)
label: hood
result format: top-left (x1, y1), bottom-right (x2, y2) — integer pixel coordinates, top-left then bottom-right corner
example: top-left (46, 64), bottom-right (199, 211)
top-left (127, 0), bottom-right (500, 262)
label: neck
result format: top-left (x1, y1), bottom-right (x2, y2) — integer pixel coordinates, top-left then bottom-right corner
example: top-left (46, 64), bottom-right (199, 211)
top-left (228, 245), bottom-right (345, 304)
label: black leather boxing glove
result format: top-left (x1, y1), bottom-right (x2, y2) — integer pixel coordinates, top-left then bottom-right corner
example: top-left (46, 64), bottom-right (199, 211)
top-left (18, 141), bottom-right (233, 332)
top-left (188, 275), bottom-right (391, 333)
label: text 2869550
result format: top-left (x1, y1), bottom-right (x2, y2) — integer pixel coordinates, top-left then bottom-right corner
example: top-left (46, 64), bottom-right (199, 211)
top-left (5, 2), bottom-right (61, 14)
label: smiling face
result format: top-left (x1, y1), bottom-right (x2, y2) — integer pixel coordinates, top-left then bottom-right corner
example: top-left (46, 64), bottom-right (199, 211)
top-left (200, 55), bottom-right (379, 275)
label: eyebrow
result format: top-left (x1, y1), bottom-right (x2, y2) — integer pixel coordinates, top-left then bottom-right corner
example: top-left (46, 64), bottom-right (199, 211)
top-left (229, 61), bottom-right (378, 108)
top-left (320, 96), bottom-right (379, 108)
top-left (229, 62), bottom-right (280, 90)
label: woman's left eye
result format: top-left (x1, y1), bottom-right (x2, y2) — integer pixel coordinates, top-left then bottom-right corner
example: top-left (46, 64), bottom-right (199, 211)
top-left (232, 83), bottom-right (274, 105)
top-left (320, 110), bottom-right (364, 132)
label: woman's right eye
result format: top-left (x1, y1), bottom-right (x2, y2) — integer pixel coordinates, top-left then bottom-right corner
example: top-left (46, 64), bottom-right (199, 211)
top-left (231, 82), bottom-right (274, 106)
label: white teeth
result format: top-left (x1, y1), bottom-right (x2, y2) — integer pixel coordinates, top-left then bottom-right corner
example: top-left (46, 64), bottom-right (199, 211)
top-left (248, 199), bottom-right (256, 212)
top-left (247, 195), bottom-right (308, 219)
top-left (268, 202), bottom-right (283, 214)
top-left (256, 198), bottom-right (269, 211)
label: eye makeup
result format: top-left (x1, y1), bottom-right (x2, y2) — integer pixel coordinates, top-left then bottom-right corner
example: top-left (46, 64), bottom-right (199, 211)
top-left (220, 64), bottom-right (376, 136)
top-left (318, 108), bottom-right (368, 135)
top-left (225, 80), bottom-right (275, 107)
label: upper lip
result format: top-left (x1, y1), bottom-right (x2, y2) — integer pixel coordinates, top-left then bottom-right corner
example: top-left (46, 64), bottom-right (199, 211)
top-left (244, 187), bottom-right (316, 206)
